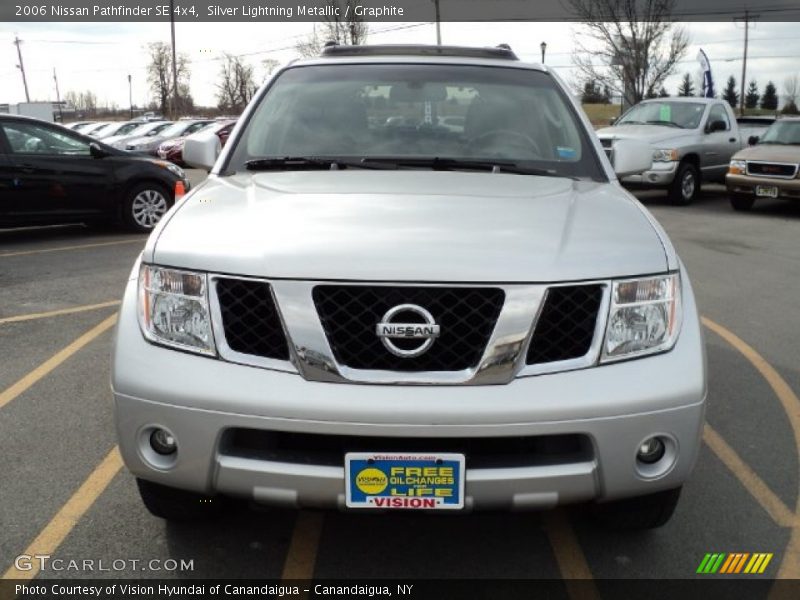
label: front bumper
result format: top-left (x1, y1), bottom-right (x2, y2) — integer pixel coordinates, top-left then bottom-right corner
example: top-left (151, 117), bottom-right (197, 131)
top-left (112, 273), bottom-right (707, 511)
top-left (726, 173), bottom-right (800, 200)
top-left (621, 161), bottom-right (678, 186)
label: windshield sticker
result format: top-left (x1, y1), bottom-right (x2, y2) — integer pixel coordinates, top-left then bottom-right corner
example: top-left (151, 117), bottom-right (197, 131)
top-left (557, 146), bottom-right (577, 159)
top-left (659, 105), bottom-right (671, 121)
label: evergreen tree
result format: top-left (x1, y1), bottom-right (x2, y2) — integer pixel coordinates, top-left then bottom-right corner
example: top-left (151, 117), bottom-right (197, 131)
top-left (678, 73), bottom-right (695, 97)
top-left (744, 80), bottom-right (759, 109)
top-left (722, 76), bottom-right (739, 108)
top-left (581, 80), bottom-right (609, 104)
top-left (761, 81), bottom-right (778, 110)
top-left (658, 86), bottom-right (670, 97)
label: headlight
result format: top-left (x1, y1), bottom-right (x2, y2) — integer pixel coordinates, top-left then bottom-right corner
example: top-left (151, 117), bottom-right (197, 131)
top-left (153, 160), bottom-right (185, 179)
top-left (138, 265), bottom-right (215, 355)
top-left (728, 159), bottom-right (746, 175)
top-left (601, 273), bottom-right (682, 362)
top-left (652, 149), bottom-right (679, 162)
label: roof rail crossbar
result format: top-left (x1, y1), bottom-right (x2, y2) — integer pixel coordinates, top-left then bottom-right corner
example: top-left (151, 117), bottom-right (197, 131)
top-left (320, 44), bottom-right (519, 61)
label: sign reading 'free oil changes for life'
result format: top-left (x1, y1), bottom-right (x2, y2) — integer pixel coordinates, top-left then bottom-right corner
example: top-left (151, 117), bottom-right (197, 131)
top-left (345, 453), bottom-right (465, 510)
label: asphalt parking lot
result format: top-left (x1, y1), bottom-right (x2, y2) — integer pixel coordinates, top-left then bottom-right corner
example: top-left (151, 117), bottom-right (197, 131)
top-left (1, 173), bottom-right (799, 594)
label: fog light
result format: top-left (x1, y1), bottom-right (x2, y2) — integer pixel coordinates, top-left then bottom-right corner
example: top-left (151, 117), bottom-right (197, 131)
top-left (150, 428), bottom-right (177, 455)
top-left (637, 437), bottom-right (665, 464)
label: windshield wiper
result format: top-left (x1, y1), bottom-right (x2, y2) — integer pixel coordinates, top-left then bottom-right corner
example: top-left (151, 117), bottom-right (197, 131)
top-left (359, 156), bottom-right (561, 177)
top-left (244, 156), bottom-right (386, 171)
top-left (618, 120), bottom-right (645, 125)
top-left (645, 120), bottom-right (684, 128)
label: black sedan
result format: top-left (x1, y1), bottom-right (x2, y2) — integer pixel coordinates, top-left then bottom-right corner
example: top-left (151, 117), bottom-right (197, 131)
top-left (0, 115), bottom-right (190, 233)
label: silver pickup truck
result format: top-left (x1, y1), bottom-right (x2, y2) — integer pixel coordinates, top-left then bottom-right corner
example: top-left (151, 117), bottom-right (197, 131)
top-left (597, 98), bottom-right (745, 204)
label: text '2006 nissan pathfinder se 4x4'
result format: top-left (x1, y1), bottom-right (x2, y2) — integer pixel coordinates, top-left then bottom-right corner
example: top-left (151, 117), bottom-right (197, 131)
top-left (112, 45), bottom-right (707, 530)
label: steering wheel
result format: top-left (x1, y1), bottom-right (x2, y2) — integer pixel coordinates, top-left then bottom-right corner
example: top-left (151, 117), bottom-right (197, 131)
top-left (468, 129), bottom-right (542, 158)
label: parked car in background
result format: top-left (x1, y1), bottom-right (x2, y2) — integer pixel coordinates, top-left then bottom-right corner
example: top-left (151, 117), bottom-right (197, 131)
top-left (123, 120), bottom-right (212, 156)
top-left (90, 120), bottom-right (144, 140)
top-left (596, 98), bottom-right (746, 205)
top-left (726, 117), bottom-right (800, 211)
top-left (0, 114), bottom-right (189, 232)
top-left (66, 121), bottom-right (98, 131)
top-left (106, 121), bottom-right (174, 149)
top-left (77, 122), bottom-right (110, 136)
top-left (158, 120), bottom-right (236, 167)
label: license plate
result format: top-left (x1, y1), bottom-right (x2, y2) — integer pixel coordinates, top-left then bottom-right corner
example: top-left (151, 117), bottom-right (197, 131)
top-left (345, 452), bottom-right (465, 510)
top-left (756, 185), bottom-right (779, 198)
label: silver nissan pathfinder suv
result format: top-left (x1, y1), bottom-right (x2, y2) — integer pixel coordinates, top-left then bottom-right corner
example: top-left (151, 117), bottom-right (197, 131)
top-left (112, 45), bottom-right (706, 529)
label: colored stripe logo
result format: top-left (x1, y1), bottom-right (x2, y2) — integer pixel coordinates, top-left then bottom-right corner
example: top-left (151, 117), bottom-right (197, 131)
top-left (697, 553), bottom-right (773, 574)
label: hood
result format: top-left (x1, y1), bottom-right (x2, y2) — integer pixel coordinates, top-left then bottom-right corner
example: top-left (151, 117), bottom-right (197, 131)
top-left (150, 171), bottom-right (667, 283)
top-left (596, 124), bottom-right (695, 145)
top-left (733, 144), bottom-right (800, 162)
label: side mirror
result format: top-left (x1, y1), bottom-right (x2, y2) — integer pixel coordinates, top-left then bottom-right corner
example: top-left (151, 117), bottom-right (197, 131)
top-left (611, 139), bottom-right (653, 178)
top-left (89, 142), bottom-right (111, 159)
top-left (748, 135), bottom-right (760, 146)
top-left (706, 120), bottom-right (727, 133)
top-left (183, 129), bottom-right (222, 170)
top-left (609, 117), bottom-right (617, 126)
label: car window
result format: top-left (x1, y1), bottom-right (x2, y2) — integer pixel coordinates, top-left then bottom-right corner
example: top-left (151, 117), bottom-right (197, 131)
top-left (708, 104), bottom-right (730, 131)
top-left (228, 64), bottom-right (604, 180)
top-left (618, 101), bottom-right (706, 129)
top-left (2, 122), bottom-right (91, 156)
top-left (760, 120), bottom-right (800, 145)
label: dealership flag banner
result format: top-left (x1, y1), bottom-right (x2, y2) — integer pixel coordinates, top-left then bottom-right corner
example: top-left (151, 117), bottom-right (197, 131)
top-left (697, 49), bottom-right (715, 98)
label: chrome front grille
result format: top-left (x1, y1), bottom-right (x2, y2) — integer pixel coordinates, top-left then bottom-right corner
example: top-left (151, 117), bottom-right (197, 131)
top-left (746, 161), bottom-right (799, 179)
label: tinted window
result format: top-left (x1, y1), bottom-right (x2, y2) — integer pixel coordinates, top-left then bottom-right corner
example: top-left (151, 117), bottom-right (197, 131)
top-left (2, 122), bottom-right (90, 155)
top-left (708, 104), bottom-right (730, 131)
top-left (228, 64), bottom-right (605, 180)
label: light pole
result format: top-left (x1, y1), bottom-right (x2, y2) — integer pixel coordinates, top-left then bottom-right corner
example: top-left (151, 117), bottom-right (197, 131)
top-left (433, 0), bottom-right (441, 45)
top-left (128, 74), bottom-right (133, 119)
top-left (540, 41), bottom-right (547, 64)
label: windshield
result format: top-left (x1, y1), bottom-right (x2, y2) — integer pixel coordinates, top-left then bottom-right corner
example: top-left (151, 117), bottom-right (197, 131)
top-left (617, 101), bottom-right (706, 129)
top-left (759, 120), bottom-right (800, 145)
top-left (227, 64), bottom-right (604, 180)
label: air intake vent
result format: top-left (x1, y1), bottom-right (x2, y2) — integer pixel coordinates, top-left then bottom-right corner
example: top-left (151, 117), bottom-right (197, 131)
top-left (526, 285), bottom-right (603, 365)
top-left (215, 278), bottom-right (289, 360)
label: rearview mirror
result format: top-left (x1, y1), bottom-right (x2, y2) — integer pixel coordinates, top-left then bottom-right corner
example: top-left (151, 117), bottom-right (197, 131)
top-left (183, 129), bottom-right (222, 170)
top-left (748, 135), bottom-right (760, 146)
top-left (611, 139), bottom-right (653, 178)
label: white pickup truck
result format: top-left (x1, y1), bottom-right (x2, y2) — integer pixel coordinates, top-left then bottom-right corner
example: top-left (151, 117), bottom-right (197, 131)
top-left (597, 98), bottom-right (745, 204)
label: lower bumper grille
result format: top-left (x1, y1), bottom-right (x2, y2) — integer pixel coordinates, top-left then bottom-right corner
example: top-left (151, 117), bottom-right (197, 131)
top-left (222, 429), bottom-right (593, 470)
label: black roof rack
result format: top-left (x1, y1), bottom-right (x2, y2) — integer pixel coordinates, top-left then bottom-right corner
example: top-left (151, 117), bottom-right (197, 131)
top-left (320, 44), bottom-right (519, 61)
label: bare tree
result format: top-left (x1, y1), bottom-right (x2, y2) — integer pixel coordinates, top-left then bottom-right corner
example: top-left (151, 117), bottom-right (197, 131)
top-left (261, 58), bottom-right (280, 81)
top-left (216, 54), bottom-right (258, 113)
top-left (145, 42), bottom-right (191, 116)
top-left (568, 0), bottom-right (689, 107)
top-left (295, 0), bottom-right (368, 58)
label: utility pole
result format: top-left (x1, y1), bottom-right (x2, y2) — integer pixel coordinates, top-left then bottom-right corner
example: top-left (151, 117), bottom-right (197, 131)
top-left (128, 74), bottom-right (133, 119)
top-left (735, 10), bottom-right (758, 116)
top-left (53, 68), bottom-right (63, 122)
top-left (13, 35), bottom-right (31, 102)
top-left (433, 0), bottom-right (441, 45)
top-left (169, 0), bottom-right (179, 118)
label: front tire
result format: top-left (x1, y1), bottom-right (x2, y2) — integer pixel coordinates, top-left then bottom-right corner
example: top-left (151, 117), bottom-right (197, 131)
top-left (592, 487), bottom-right (682, 530)
top-left (123, 182), bottom-right (171, 233)
top-left (136, 478), bottom-right (223, 521)
top-left (730, 195), bottom-right (755, 212)
top-left (669, 162), bottom-right (700, 206)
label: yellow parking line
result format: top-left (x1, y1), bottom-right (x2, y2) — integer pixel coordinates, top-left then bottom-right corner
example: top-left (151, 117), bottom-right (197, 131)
top-left (0, 314), bottom-right (117, 411)
top-left (0, 238), bottom-right (143, 259)
top-left (1, 447), bottom-right (123, 580)
top-left (703, 424), bottom-right (797, 527)
top-left (0, 301), bottom-right (120, 325)
top-left (702, 317), bottom-right (800, 581)
top-left (543, 509), bottom-right (601, 599)
top-left (281, 511), bottom-right (324, 581)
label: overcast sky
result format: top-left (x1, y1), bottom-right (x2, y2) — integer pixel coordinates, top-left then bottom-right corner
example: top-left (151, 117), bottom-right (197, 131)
top-left (1, 20), bottom-right (798, 109)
